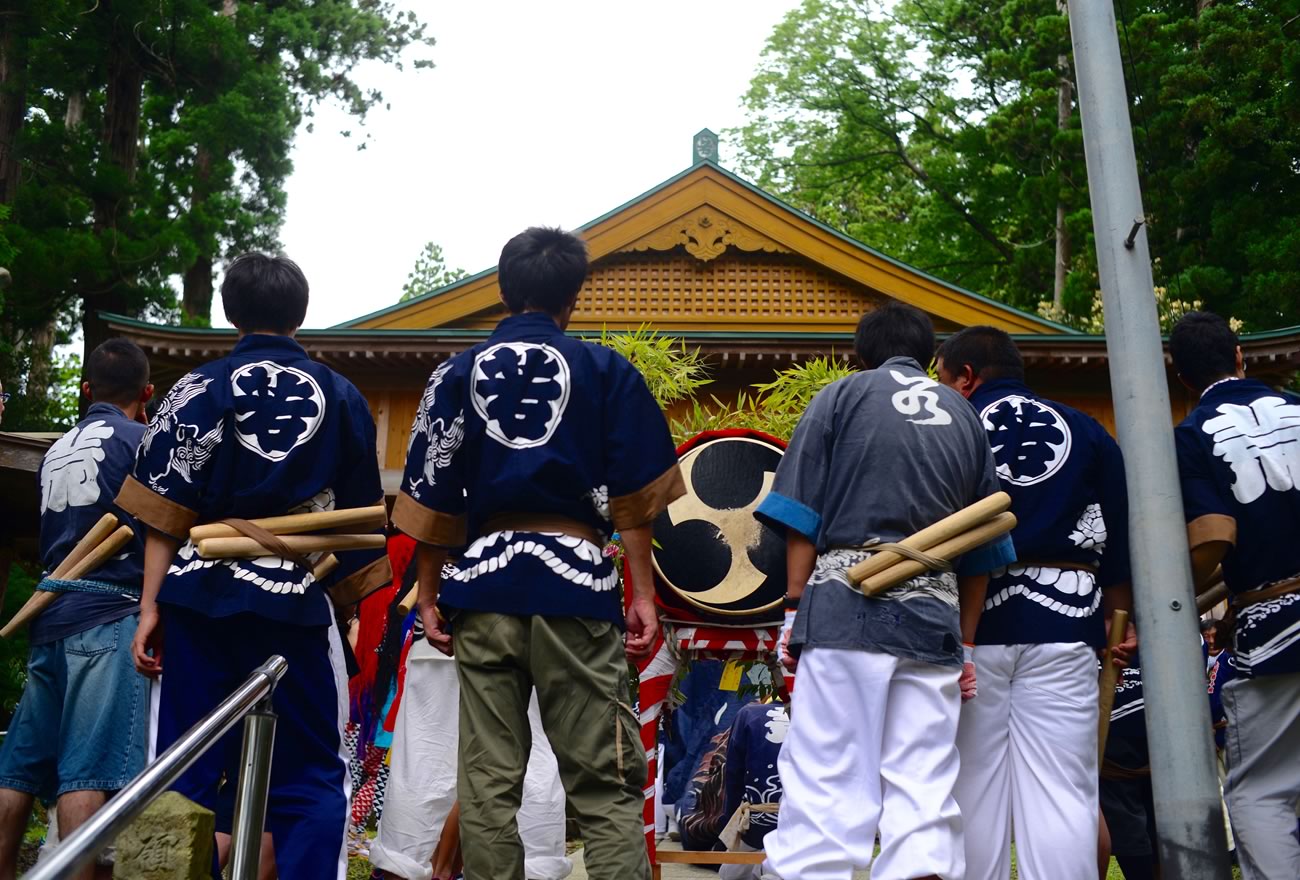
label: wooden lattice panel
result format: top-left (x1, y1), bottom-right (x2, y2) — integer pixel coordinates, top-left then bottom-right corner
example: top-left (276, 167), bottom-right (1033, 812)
top-left (444, 251), bottom-right (891, 331)
top-left (578, 250), bottom-right (882, 326)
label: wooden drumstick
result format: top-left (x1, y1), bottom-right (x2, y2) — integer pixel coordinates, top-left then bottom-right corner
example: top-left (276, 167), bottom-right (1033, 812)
top-left (196, 533), bottom-right (386, 560)
top-left (859, 513), bottom-right (1018, 595)
top-left (1196, 581), bottom-right (1228, 615)
top-left (188, 505), bottom-right (388, 541)
top-left (847, 492), bottom-right (1011, 585)
top-left (1, 513), bottom-right (120, 636)
top-left (311, 554), bottom-right (339, 582)
top-left (1, 525), bottom-right (136, 638)
top-left (1097, 608), bottom-right (1131, 762)
top-left (397, 582), bottom-right (419, 616)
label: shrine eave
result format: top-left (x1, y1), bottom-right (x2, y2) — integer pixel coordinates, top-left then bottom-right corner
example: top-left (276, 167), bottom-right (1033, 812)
top-left (100, 313), bottom-right (1300, 380)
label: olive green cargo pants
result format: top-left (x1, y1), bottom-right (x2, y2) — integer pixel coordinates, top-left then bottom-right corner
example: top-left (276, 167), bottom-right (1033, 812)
top-left (454, 611), bottom-right (649, 880)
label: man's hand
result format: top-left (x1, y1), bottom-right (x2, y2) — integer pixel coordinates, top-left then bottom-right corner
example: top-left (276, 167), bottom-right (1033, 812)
top-left (419, 599), bottom-right (453, 656)
top-left (779, 609), bottom-right (798, 673)
top-left (960, 644), bottom-right (978, 702)
top-left (133, 607), bottom-right (164, 678)
top-left (1105, 617), bottom-right (1138, 670)
top-left (625, 596), bottom-right (659, 660)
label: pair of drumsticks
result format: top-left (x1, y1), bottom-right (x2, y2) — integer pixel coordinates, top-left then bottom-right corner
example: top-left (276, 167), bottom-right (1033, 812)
top-left (1, 505), bottom-right (388, 637)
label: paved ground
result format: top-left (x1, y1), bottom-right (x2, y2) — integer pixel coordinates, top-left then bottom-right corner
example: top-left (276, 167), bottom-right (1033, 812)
top-left (565, 847), bottom-right (874, 879)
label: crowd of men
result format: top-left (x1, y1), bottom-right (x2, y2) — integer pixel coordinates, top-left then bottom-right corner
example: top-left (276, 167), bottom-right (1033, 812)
top-left (0, 225), bottom-right (1294, 880)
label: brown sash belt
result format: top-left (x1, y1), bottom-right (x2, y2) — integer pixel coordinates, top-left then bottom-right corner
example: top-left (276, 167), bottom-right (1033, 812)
top-left (480, 514), bottom-right (603, 547)
top-left (217, 518), bottom-right (315, 571)
top-left (1233, 576), bottom-right (1300, 608)
top-left (1023, 559), bottom-right (1101, 575)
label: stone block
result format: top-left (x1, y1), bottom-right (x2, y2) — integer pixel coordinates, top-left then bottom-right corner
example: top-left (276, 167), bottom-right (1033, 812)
top-left (113, 791), bottom-right (214, 880)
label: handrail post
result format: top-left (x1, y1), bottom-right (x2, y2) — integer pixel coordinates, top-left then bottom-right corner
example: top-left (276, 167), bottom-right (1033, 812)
top-left (229, 696), bottom-right (278, 880)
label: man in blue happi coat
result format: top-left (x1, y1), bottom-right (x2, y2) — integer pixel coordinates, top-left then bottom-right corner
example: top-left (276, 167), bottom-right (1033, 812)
top-left (394, 227), bottom-right (684, 880)
top-left (1169, 311), bottom-right (1300, 880)
top-left (0, 339), bottom-right (153, 880)
top-left (937, 326), bottom-right (1135, 880)
top-left (119, 254), bottom-right (391, 879)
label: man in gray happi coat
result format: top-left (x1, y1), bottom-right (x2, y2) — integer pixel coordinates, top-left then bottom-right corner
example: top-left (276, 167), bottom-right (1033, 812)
top-left (754, 302), bottom-right (1013, 880)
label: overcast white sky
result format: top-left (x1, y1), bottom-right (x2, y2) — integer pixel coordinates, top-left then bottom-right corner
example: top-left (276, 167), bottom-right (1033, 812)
top-left (270, 0), bottom-right (797, 329)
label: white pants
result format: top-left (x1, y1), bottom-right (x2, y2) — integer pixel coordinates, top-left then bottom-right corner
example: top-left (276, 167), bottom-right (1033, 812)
top-left (763, 648), bottom-right (964, 880)
top-left (368, 641), bottom-right (572, 880)
top-left (1222, 671), bottom-right (1300, 880)
top-left (954, 643), bottom-right (1098, 880)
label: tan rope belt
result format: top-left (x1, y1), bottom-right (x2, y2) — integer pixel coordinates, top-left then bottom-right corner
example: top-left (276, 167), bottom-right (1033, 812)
top-left (480, 514), bottom-right (603, 547)
top-left (1233, 576), bottom-right (1300, 609)
top-left (217, 518), bottom-right (315, 571)
top-left (870, 542), bottom-right (953, 573)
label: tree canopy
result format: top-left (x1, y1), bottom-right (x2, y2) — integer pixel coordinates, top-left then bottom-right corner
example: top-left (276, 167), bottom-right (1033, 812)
top-left (735, 0), bottom-right (1300, 332)
top-left (399, 241), bottom-right (468, 302)
top-left (0, 1), bottom-right (433, 429)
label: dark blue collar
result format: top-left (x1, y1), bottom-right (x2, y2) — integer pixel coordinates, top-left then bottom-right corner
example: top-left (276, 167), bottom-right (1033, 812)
top-left (970, 377), bottom-right (1032, 404)
top-left (491, 312), bottom-right (565, 340)
top-left (85, 401), bottom-right (130, 422)
top-left (1200, 377), bottom-right (1269, 406)
top-left (230, 334), bottom-right (310, 361)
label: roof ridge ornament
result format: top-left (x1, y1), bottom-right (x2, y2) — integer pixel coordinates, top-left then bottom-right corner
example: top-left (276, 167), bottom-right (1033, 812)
top-left (693, 128), bottom-right (719, 165)
top-left (620, 208), bottom-right (790, 262)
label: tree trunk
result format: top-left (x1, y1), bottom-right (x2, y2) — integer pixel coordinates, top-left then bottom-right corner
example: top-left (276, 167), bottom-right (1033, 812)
top-left (23, 317), bottom-right (55, 402)
top-left (83, 16), bottom-right (145, 386)
top-left (0, 4), bottom-right (29, 206)
top-left (182, 251), bottom-right (214, 324)
top-left (1053, 0), bottom-right (1073, 309)
top-left (179, 0), bottom-right (237, 325)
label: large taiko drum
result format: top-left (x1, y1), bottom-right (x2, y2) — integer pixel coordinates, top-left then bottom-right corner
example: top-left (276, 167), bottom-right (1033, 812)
top-left (651, 430), bottom-right (787, 624)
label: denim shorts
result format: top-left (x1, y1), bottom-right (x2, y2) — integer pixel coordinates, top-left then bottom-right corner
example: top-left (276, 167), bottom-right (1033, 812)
top-left (0, 615), bottom-right (148, 798)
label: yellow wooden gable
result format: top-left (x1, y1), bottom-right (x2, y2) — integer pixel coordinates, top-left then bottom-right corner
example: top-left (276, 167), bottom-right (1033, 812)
top-left (343, 161), bottom-right (1064, 336)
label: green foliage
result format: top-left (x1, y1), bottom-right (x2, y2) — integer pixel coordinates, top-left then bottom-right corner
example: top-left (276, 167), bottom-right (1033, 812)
top-left (596, 326), bottom-right (858, 443)
top-left (669, 356), bottom-right (859, 443)
top-left (598, 325), bottom-right (714, 408)
top-left (734, 0), bottom-right (1300, 330)
top-left (399, 242), bottom-right (469, 302)
top-left (0, 563), bottom-right (37, 725)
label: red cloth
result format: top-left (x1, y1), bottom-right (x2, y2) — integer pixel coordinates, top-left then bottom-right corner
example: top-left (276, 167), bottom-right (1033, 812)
top-left (349, 534), bottom-right (415, 718)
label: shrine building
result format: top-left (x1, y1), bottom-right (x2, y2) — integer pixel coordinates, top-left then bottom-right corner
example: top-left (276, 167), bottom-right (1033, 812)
top-left (95, 130), bottom-right (1300, 488)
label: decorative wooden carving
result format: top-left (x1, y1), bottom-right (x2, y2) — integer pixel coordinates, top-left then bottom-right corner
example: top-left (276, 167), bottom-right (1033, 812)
top-left (622, 210), bottom-right (790, 262)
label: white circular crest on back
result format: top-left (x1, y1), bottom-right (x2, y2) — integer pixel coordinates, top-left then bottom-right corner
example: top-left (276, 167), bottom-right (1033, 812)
top-left (979, 394), bottom-right (1073, 486)
top-left (231, 360), bottom-right (326, 462)
top-left (471, 342), bottom-right (571, 450)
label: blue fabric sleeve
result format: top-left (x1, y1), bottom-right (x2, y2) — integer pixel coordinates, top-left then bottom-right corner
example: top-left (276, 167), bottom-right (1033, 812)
top-left (955, 533), bottom-right (1016, 577)
top-left (755, 492), bottom-right (821, 543)
top-left (1096, 429), bottom-right (1132, 588)
top-left (602, 354), bottom-right (680, 500)
top-left (401, 361), bottom-right (467, 517)
top-left (758, 388), bottom-right (834, 544)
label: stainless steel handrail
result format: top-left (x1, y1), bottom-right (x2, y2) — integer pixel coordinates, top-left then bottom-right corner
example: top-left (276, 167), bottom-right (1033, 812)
top-left (25, 655), bottom-right (288, 880)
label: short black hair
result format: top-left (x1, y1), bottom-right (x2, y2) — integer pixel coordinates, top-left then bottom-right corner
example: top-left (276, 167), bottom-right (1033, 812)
top-left (853, 301), bottom-right (935, 369)
top-left (86, 338), bottom-right (150, 405)
top-left (498, 227), bottom-right (589, 315)
top-left (1169, 311), bottom-right (1238, 392)
top-left (221, 253), bottom-right (309, 334)
top-left (936, 326), bottom-right (1026, 383)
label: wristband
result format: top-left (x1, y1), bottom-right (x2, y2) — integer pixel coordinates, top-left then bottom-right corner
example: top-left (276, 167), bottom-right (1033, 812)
top-left (784, 593), bottom-right (802, 614)
top-left (963, 642), bottom-right (975, 664)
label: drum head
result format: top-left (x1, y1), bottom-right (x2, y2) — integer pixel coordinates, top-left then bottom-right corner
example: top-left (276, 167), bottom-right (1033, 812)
top-left (652, 434), bottom-right (786, 621)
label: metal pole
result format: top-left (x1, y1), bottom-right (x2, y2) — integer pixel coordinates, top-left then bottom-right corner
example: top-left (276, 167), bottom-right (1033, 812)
top-left (229, 699), bottom-right (278, 880)
top-left (25, 655), bottom-right (289, 880)
top-left (1066, 2), bottom-right (1230, 877)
